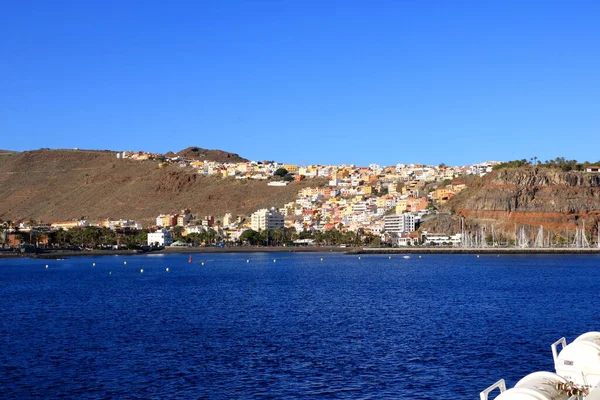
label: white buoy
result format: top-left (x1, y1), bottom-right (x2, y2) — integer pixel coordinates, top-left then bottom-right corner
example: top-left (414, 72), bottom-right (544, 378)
top-left (124, 261), bottom-right (127, 265)
top-left (389, 256), bottom-right (392, 259)
top-left (109, 271), bottom-right (112, 275)
top-left (247, 260), bottom-right (250, 263)
top-left (45, 264), bottom-right (49, 269)
top-left (201, 262), bottom-right (204, 266)
top-left (92, 262), bottom-right (96, 266)
top-left (477, 255), bottom-right (480, 258)
top-left (140, 269), bottom-right (144, 273)
top-left (418, 255), bottom-right (422, 258)
top-left (320, 258), bottom-right (323, 261)
top-left (166, 267), bottom-right (169, 272)
top-left (273, 259), bottom-right (276, 263)
top-left (358, 256), bottom-right (361, 260)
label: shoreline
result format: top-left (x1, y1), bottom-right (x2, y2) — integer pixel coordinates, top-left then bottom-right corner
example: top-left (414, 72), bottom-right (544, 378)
top-left (0, 246), bottom-right (349, 259)
top-left (3, 246), bottom-right (600, 259)
top-left (349, 247), bottom-right (600, 255)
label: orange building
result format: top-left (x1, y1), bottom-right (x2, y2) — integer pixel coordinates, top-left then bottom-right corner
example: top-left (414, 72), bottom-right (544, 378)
top-left (407, 197), bottom-right (429, 212)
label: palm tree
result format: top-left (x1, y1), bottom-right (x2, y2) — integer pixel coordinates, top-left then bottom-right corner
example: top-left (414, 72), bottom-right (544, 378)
top-left (206, 228), bottom-right (217, 245)
top-left (171, 226), bottom-right (185, 241)
top-left (223, 231), bottom-right (231, 245)
top-left (273, 227), bottom-right (284, 246)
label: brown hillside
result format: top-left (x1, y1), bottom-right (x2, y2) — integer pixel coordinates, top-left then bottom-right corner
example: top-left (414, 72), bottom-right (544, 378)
top-left (0, 149), bottom-right (323, 225)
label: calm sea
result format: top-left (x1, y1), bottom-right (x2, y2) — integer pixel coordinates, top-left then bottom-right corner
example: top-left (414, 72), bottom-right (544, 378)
top-left (1, 253), bottom-right (599, 399)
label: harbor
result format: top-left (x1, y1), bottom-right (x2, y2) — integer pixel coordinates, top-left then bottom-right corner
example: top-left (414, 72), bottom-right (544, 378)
top-left (351, 246), bottom-right (600, 255)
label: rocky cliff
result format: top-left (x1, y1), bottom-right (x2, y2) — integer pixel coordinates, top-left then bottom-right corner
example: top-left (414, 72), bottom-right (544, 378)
top-left (424, 167), bottom-right (600, 238)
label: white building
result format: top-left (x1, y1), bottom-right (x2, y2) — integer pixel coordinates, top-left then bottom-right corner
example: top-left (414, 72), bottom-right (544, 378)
top-left (184, 225), bottom-right (205, 235)
top-left (105, 219), bottom-right (142, 230)
top-left (422, 232), bottom-right (462, 246)
top-left (352, 202), bottom-right (367, 214)
top-left (383, 213), bottom-right (416, 234)
top-left (223, 213), bottom-right (233, 226)
top-left (251, 207), bottom-right (284, 231)
top-left (393, 233), bottom-right (417, 246)
top-left (147, 229), bottom-right (174, 247)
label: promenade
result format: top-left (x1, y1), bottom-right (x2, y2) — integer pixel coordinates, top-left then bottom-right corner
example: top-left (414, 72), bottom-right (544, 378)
top-left (350, 247), bottom-right (600, 255)
top-left (4, 246), bottom-right (600, 259)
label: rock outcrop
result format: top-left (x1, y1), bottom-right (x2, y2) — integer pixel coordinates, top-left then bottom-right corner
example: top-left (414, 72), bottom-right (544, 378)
top-left (168, 147), bottom-right (248, 163)
top-left (427, 167), bottom-right (600, 238)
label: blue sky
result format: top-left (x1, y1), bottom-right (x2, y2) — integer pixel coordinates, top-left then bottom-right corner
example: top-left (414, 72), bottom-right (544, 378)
top-left (1, 1), bottom-right (599, 166)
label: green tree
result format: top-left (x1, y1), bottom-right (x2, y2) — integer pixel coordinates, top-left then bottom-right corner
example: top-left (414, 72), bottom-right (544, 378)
top-left (240, 229), bottom-right (261, 245)
top-left (205, 228), bottom-right (217, 244)
top-left (185, 232), bottom-right (203, 246)
top-left (298, 230), bottom-right (314, 240)
top-left (274, 168), bottom-right (289, 177)
top-left (99, 228), bottom-right (116, 246)
top-left (273, 227), bottom-right (285, 246)
top-left (426, 201), bottom-right (437, 212)
top-left (172, 226), bottom-right (185, 241)
top-left (287, 226), bottom-right (298, 242)
top-left (121, 231), bottom-right (147, 248)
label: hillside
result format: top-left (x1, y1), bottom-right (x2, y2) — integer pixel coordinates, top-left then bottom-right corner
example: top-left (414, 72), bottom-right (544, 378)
top-left (166, 146), bottom-right (248, 163)
top-left (0, 149), bottom-right (322, 225)
top-left (424, 167), bottom-right (600, 238)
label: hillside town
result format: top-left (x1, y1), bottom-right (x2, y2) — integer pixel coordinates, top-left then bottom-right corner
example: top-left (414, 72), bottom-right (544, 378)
top-left (0, 150), bottom-right (500, 250)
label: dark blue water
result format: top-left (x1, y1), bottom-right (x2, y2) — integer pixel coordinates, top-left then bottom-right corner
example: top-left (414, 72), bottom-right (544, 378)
top-left (1, 253), bottom-right (599, 399)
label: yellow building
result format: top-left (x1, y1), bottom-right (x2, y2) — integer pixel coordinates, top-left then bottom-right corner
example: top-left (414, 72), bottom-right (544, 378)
top-left (298, 167), bottom-right (309, 176)
top-left (395, 200), bottom-right (408, 214)
top-left (388, 183), bottom-right (402, 195)
top-left (342, 205), bottom-right (354, 217)
top-left (162, 215), bottom-right (175, 227)
top-left (51, 221), bottom-right (81, 230)
top-left (431, 188), bottom-right (455, 204)
top-left (283, 164), bottom-right (299, 173)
